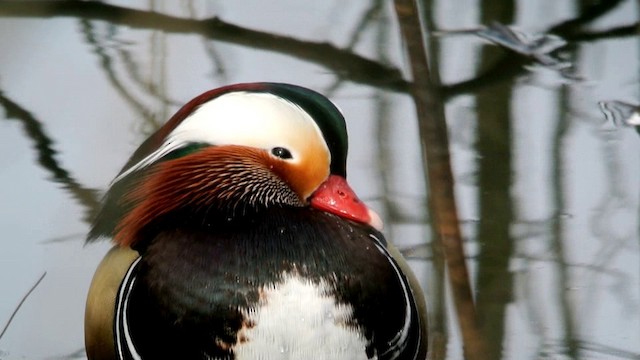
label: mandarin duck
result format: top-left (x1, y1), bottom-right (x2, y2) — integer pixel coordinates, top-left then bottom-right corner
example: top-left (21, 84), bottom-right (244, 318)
top-left (84, 83), bottom-right (428, 360)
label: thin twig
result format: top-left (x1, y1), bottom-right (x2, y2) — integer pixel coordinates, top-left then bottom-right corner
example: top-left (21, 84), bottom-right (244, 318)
top-left (0, 272), bottom-right (47, 340)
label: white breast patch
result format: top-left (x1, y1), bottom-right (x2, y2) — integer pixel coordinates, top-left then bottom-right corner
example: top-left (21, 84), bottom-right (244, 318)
top-left (233, 274), bottom-right (374, 360)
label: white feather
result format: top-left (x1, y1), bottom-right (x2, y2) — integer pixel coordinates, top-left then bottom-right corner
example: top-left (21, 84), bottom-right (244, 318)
top-left (115, 257), bottom-right (143, 360)
top-left (234, 274), bottom-right (373, 360)
top-left (369, 233), bottom-right (416, 360)
top-left (114, 92), bottom-right (328, 184)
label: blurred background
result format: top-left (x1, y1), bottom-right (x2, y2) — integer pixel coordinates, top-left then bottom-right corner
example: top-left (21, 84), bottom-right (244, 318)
top-left (0, 1), bottom-right (638, 359)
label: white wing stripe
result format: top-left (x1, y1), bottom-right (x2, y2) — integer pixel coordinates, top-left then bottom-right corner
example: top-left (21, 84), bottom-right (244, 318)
top-left (369, 234), bottom-right (417, 360)
top-left (115, 256), bottom-right (143, 360)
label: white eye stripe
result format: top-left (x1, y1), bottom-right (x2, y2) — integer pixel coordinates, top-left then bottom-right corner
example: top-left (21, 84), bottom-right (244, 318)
top-left (113, 92), bottom-right (328, 184)
top-left (113, 141), bottom-right (182, 183)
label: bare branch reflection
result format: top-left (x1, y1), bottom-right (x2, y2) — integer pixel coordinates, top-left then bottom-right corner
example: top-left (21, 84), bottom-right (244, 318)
top-left (326, 0), bottom-right (386, 95)
top-left (182, 1), bottom-right (229, 83)
top-left (0, 272), bottom-right (46, 341)
top-left (473, 2), bottom-right (516, 359)
top-left (79, 20), bottom-right (170, 134)
top-left (395, 0), bottom-right (487, 358)
top-left (0, 0), bottom-right (638, 358)
top-left (550, 83), bottom-right (579, 359)
top-left (0, 91), bottom-right (101, 221)
top-left (0, 0), bottom-right (632, 101)
top-left (2, 1), bottom-right (410, 92)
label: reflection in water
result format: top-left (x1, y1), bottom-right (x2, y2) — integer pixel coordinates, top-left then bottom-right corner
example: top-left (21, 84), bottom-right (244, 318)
top-left (0, 0), bottom-right (639, 359)
top-left (396, 0), bottom-right (483, 358)
top-left (600, 100), bottom-right (640, 127)
top-left (79, 19), bottom-right (168, 134)
top-left (0, 272), bottom-right (46, 341)
top-left (473, 2), bottom-right (515, 360)
top-left (0, 92), bottom-right (101, 222)
top-left (476, 22), bottom-right (571, 71)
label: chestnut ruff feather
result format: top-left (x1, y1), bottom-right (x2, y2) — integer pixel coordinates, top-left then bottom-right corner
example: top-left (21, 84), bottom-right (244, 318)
top-left (115, 145), bottom-right (303, 247)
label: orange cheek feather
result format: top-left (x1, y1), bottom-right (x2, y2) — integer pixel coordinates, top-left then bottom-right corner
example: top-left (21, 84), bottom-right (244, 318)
top-left (276, 145), bottom-right (330, 202)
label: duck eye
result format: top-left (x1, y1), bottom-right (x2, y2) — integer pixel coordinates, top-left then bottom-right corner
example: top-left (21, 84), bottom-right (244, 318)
top-left (271, 147), bottom-right (293, 160)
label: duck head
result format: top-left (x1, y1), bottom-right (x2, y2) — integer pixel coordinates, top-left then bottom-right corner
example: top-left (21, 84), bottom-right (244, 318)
top-left (89, 83), bottom-right (382, 247)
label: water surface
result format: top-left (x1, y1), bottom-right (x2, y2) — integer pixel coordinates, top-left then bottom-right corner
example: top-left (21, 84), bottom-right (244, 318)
top-left (0, 1), bottom-right (638, 359)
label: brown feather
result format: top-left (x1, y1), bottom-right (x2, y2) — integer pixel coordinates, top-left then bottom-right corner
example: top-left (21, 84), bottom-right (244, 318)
top-left (114, 145), bottom-right (302, 247)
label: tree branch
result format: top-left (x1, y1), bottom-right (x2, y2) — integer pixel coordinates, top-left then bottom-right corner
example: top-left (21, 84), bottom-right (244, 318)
top-left (0, 90), bottom-right (101, 222)
top-left (0, 1), bottom-right (409, 93)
